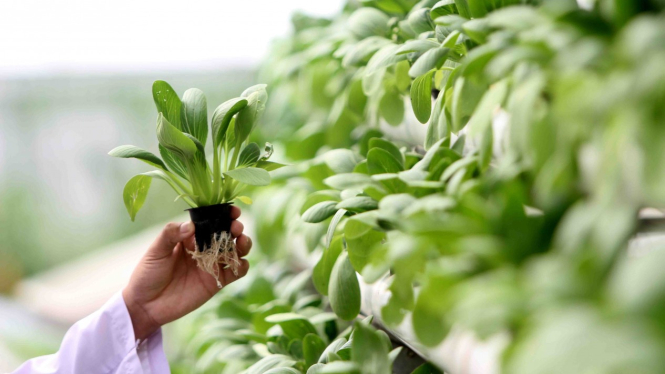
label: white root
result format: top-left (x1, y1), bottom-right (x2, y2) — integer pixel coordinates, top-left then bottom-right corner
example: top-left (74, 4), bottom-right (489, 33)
top-left (188, 231), bottom-right (239, 288)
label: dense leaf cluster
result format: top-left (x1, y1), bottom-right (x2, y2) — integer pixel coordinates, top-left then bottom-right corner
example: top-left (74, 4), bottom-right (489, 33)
top-left (168, 265), bottom-right (433, 374)
top-left (177, 0), bottom-right (665, 372)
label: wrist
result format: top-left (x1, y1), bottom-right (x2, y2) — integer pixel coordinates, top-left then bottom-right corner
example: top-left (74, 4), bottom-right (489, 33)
top-left (122, 288), bottom-right (160, 340)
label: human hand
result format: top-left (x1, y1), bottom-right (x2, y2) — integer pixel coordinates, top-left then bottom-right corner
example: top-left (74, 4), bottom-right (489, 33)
top-left (122, 206), bottom-right (251, 340)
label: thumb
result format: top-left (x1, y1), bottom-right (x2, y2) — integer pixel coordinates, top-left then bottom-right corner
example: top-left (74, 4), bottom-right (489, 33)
top-left (149, 221), bottom-right (195, 256)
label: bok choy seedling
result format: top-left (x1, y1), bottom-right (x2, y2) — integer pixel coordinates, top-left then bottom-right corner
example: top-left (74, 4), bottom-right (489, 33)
top-left (110, 80), bottom-right (284, 284)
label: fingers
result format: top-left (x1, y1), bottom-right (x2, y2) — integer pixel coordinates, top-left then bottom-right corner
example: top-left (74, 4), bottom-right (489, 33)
top-left (230, 206), bottom-right (241, 220)
top-left (222, 259), bottom-right (250, 284)
top-left (231, 220), bottom-right (244, 238)
top-left (236, 234), bottom-right (252, 257)
top-left (149, 222), bottom-right (194, 257)
top-left (183, 234), bottom-right (196, 252)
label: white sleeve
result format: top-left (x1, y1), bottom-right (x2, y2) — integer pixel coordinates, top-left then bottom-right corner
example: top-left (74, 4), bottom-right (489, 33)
top-left (10, 292), bottom-right (170, 374)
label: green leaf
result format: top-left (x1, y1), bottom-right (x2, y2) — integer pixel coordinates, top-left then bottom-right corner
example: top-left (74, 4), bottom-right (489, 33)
top-left (364, 44), bottom-right (406, 77)
top-left (336, 340), bottom-right (353, 361)
top-left (441, 30), bottom-right (461, 48)
top-left (463, 43), bottom-right (499, 78)
top-left (410, 70), bottom-right (436, 123)
top-left (318, 338), bottom-right (348, 364)
top-left (180, 88), bottom-right (208, 145)
top-left (329, 252), bottom-right (361, 321)
top-left (303, 334), bottom-right (327, 369)
top-left (354, 161), bottom-right (369, 174)
top-left (395, 60), bottom-right (411, 91)
top-left (336, 197), bottom-right (378, 213)
top-left (351, 322), bottom-right (390, 374)
top-left (245, 355), bottom-right (296, 374)
top-left (265, 313), bottom-right (318, 340)
top-left (225, 119), bottom-right (237, 150)
top-left (451, 77), bottom-right (486, 132)
top-left (462, 18), bottom-right (491, 44)
top-left (264, 368), bottom-right (301, 374)
top-left (324, 173), bottom-right (377, 190)
top-left (396, 39), bottom-right (440, 55)
top-left (239, 143), bottom-right (262, 167)
top-left (431, 0), bottom-right (457, 19)
top-left (408, 8), bottom-right (435, 34)
top-left (319, 362), bottom-right (360, 374)
top-left (256, 160), bottom-right (288, 171)
top-left (367, 148), bottom-right (404, 175)
top-left (342, 37), bottom-right (392, 67)
top-left (224, 167), bottom-right (271, 186)
top-left (183, 133), bottom-right (205, 155)
top-left (360, 129), bottom-right (384, 157)
top-left (211, 97), bottom-right (248, 149)
top-left (371, 173), bottom-right (407, 195)
top-left (152, 80), bottom-right (182, 130)
top-left (235, 87), bottom-right (268, 146)
top-left (345, 220), bottom-right (386, 271)
top-left (368, 138), bottom-right (403, 167)
top-left (323, 149), bottom-right (362, 174)
top-left (123, 175), bottom-right (151, 221)
top-left (156, 113), bottom-right (197, 161)
top-left (412, 138), bottom-right (446, 171)
top-left (158, 144), bottom-right (188, 180)
top-left (302, 222), bottom-right (327, 252)
top-left (307, 364), bottom-right (326, 374)
top-left (241, 83), bottom-right (268, 98)
top-left (364, 0), bottom-right (408, 14)
top-left (326, 209), bottom-right (348, 248)
top-left (409, 48), bottom-right (449, 78)
top-left (426, 91), bottom-right (448, 150)
top-left (108, 145), bottom-right (168, 171)
top-left (348, 8), bottom-right (390, 39)
top-left (451, 133), bottom-right (465, 154)
top-left (313, 237), bottom-right (344, 295)
top-left (465, 0), bottom-right (488, 18)
top-left (302, 201), bottom-right (339, 223)
top-left (237, 196), bottom-right (253, 205)
top-left (378, 193), bottom-right (417, 214)
top-left (411, 363), bottom-right (444, 374)
top-left (379, 87), bottom-right (404, 126)
top-left (434, 14), bottom-right (468, 29)
top-left (467, 78), bottom-right (509, 137)
top-left (301, 190), bottom-right (341, 215)
top-left (453, 0), bottom-right (471, 18)
top-left (388, 348), bottom-right (403, 368)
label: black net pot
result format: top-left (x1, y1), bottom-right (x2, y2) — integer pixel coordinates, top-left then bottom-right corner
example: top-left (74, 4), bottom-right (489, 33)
top-left (187, 203), bottom-right (233, 252)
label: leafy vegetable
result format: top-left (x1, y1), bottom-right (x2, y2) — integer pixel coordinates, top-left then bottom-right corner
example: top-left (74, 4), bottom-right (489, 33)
top-left (110, 81), bottom-right (281, 219)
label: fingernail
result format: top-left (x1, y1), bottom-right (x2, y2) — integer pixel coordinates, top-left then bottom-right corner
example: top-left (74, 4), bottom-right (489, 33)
top-left (180, 222), bottom-right (194, 234)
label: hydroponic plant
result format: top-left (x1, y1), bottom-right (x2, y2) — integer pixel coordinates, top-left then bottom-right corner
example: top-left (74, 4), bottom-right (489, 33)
top-left (110, 81), bottom-right (283, 284)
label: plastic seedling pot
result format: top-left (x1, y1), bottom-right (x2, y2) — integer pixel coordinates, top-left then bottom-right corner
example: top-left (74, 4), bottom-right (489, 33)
top-left (187, 202), bottom-right (239, 286)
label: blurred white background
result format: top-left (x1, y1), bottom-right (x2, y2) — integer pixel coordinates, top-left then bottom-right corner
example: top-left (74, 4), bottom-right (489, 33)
top-left (0, 0), bottom-right (344, 77)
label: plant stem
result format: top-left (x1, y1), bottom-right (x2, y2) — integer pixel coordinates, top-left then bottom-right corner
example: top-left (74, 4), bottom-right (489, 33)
top-left (212, 146), bottom-right (221, 203)
top-left (166, 171), bottom-right (193, 195)
top-left (161, 172), bottom-right (196, 207)
top-left (230, 143), bottom-right (241, 172)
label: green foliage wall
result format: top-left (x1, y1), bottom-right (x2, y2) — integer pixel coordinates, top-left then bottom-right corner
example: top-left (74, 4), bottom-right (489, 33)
top-left (175, 0), bottom-right (665, 373)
